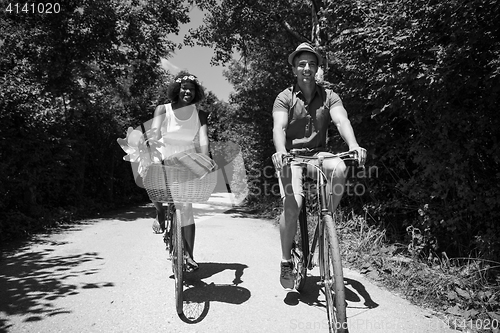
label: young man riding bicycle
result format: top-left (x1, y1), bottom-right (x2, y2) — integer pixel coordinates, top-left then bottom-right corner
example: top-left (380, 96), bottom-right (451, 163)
top-left (271, 42), bottom-right (367, 289)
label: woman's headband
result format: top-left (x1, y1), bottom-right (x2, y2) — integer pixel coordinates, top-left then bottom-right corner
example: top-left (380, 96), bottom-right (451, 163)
top-left (175, 75), bottom-right (198, 84)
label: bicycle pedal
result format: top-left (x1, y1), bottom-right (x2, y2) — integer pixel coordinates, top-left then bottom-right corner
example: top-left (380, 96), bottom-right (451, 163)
top-left (291, 244), bottom-right (302, 260)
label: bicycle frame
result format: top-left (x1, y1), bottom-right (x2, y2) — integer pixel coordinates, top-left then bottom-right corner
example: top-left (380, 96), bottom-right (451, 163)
top-left (163, 203), bottom-right (176, 251)
top-left (312, 155), bottom-right (331, 271)
top-left (286, 150), bottom-right (358, 269)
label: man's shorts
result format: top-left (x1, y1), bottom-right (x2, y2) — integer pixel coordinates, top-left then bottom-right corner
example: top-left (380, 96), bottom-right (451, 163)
top-left (277, 152), bottom-right (344, 199)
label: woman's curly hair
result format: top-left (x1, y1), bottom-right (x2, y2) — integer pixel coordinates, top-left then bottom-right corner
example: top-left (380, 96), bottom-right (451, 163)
top-left (167, 71), bottom-right (205, 104)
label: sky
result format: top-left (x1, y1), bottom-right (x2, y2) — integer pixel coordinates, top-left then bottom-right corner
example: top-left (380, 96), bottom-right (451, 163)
top-left (162, 6), bottom-right (234, 102)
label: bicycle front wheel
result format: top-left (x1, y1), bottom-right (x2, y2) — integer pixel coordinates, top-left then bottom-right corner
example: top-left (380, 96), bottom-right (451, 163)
top-left (171, 210), bottom-right (184, 315)
top-left (322, 214), bottom-right (348, 333)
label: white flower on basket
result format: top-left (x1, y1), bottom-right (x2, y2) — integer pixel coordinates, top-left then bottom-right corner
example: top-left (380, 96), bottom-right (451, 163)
top-left (117, 127), bottom-right (164, 178)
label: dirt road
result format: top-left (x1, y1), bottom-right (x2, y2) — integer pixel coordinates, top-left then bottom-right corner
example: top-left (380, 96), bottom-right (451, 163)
top-left (0, 193), bottom-right (457, 333)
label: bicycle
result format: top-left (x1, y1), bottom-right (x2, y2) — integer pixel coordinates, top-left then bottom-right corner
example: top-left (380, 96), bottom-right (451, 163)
top-left (143, 162), bottom-right (217, 315)
top-left (282, 148), bottom-right (361, 333)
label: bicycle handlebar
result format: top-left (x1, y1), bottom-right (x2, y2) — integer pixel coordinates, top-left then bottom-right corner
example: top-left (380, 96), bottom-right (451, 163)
top-left (282, 149), bottom-right (360, 166)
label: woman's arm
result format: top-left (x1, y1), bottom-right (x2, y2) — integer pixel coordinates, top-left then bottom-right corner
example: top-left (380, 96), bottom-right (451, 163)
top-left (151, 104), bottom-right (166, 140)
top-left (198, 110), bottom-right (210, 156)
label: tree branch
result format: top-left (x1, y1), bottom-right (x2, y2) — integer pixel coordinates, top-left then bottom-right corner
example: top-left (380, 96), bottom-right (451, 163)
top-left (273, 13), bottom-right (309, 43)
top-left (310, 0), bottom-right (322, 15)
top-left (311, 2), bottom-right (320, 44)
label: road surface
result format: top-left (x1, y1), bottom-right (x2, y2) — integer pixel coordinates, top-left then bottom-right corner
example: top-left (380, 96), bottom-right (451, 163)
top-left (0, 193), bottom-right (457, 333)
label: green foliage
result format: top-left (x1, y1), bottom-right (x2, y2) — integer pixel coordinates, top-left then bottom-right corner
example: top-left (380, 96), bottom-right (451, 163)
top-left (328, 0), bottom-right (500, 260)
top-left (188, 0), bottom-right (314, 202)
top-left (0, 0), bottom-right (193, 242)
top-left (2, 0), bottom-right (499, 264)
top-left (190, 0), bottom-right (500, 260)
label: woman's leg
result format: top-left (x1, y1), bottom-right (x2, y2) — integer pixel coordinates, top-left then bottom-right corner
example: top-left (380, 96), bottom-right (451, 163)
top-left (153, 201), bottom-right (166, 232)
top-left (179, 203), bottom-right (196, 261)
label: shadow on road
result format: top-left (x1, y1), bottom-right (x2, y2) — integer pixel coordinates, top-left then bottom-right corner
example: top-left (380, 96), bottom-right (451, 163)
top-left (221, 206), bottom-right (275, 220)
top-left (98, 204), bottom-right (155, 222)
top-left (176, 262), bottom-right (251, 324)
top-left (0, 240), bottom-right (113, 330)
top-left (283, 275), bottom-right (378, 310)
top-left (103, 201), bottom-right (238, 223)
top-left (344, 277), bottom-right (379, 309)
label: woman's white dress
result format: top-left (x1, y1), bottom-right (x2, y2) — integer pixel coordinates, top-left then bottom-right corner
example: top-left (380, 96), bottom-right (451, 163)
top-left (159, 103), bottom-right (200, 159)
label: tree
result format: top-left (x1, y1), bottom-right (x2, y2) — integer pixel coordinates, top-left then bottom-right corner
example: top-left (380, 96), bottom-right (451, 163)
top-left (188, 0), bottom-right (500, 259)
top-left (0, 0), bottom-right (195, 240)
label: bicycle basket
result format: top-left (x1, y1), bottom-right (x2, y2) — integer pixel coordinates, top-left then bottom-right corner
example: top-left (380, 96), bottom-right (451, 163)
top-left (143, 163), bottom-right (217, 203)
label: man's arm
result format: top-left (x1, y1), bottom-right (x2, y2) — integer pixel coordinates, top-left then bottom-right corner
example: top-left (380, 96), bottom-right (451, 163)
top-left (330, 105), bottom-right (366, 165)
top-left (330, 105), bottom-right (359, 150)
top-left (272, 111), bottom-right (288, 170)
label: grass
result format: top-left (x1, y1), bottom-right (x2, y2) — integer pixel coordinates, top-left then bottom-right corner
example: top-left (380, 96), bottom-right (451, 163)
top-left (335, 209), bottom-right (500, 333)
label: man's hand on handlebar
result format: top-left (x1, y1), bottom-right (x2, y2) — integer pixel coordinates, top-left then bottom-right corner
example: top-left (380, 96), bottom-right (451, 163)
top-left (273, 147), bottom-right (367, 171)
top-left (272, 151), bottom-right (287, 170)
top-left (350, 147), bottom-right (367, 167)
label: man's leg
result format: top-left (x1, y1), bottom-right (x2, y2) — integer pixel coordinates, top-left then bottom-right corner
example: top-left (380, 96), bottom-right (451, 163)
top-left (278, 164), bottom-right (303, 289)
top-left (279, 194), bottom-right (302, 260)
top-left (307, 154), bottom-right (347, 213)
top-left (325, 157), bottom-right (347, 213)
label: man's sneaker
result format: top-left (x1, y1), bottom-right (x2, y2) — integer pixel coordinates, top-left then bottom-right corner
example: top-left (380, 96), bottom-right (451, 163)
top-left (280, 260), bottom-right (295, 289)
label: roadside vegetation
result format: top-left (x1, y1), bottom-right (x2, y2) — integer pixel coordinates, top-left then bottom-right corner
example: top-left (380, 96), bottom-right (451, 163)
top-left (337, 209), bottom-right (500, 333)
top-left (252, 197), bottom-right (500, 333)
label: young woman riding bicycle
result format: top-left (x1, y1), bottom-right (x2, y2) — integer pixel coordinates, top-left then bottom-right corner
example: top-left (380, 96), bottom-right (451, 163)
top-left (150, 71), bottom-right (210, 272)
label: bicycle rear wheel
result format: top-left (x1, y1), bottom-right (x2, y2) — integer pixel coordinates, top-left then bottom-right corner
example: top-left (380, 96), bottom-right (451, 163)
top-left (322, 214), bottom-right (348, 333)
top-left (292, 202), bottom-right (309, 291)
top-left (171, 209), bottom-right (184, 315)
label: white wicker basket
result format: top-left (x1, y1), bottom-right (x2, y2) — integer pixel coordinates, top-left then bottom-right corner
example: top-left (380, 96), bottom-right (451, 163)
top-left (143, 163), bottom-right (217, 203)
